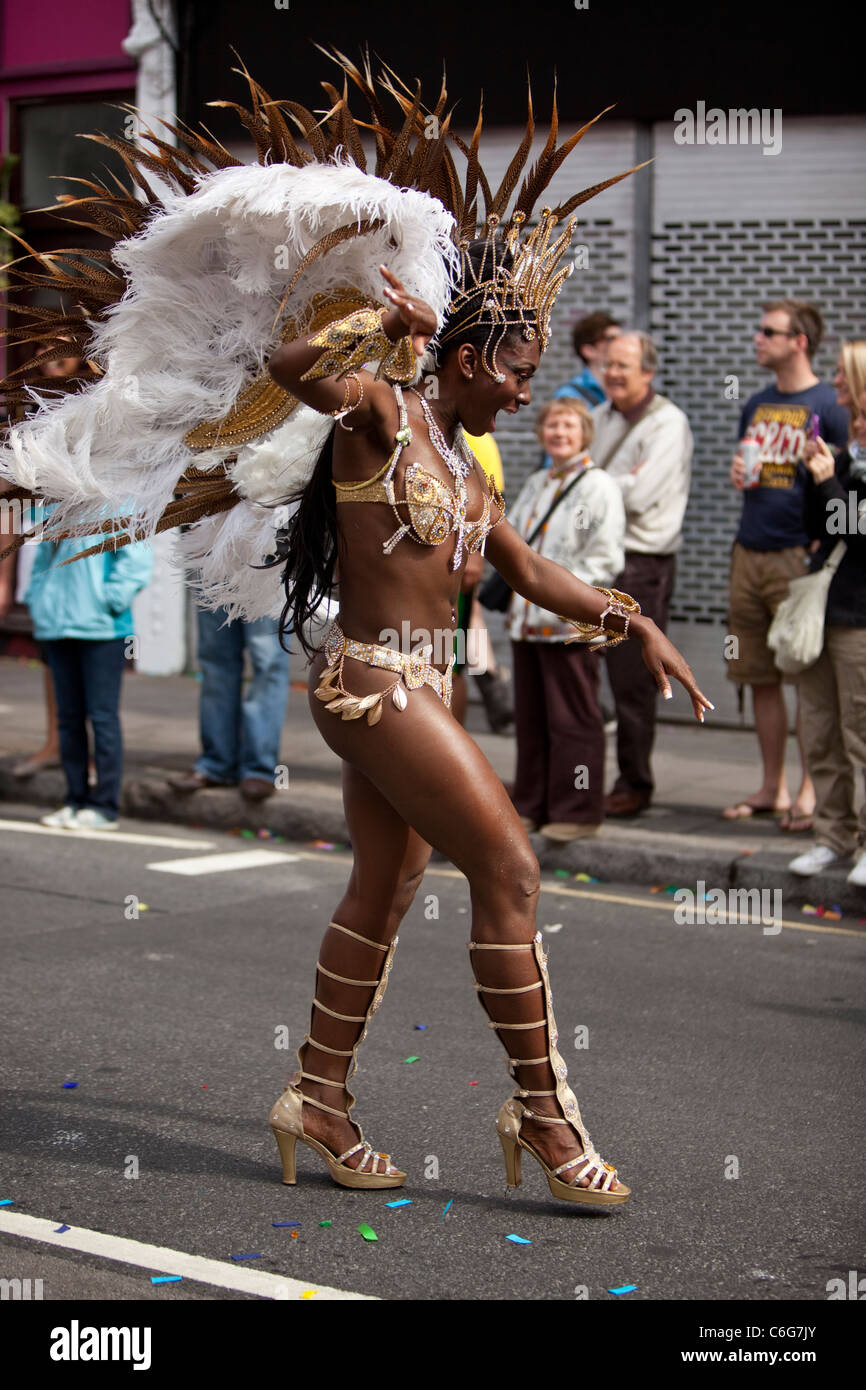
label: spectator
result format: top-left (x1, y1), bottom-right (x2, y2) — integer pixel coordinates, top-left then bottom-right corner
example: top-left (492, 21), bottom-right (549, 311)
top-left (462, 429), bottom-right (513, 732)
top-left (723, 300), bottom-right (849, 828)
top-left (507, 398), bottom-right (625, 839)
top-left (555, 311), bottom-right (622, 408)
top-left (789, 342), bottom-right (866, 886)
top-left (168, 608), bottom-right (290, 801)
top-left (27, 532), bottom-right (153, 830)
top-left (592, 330), bottom-right (694, 817)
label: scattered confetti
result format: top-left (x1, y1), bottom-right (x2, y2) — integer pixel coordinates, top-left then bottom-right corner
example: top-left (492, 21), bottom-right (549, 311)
top-left (404, 1056), bottom-right (420, 1064)
top-left (257, 828), bottom-right (273, 839)
top-left (201, 1084), bottom-right (208, 1089)
top-left (230, 1253), bottom-right (262, 1262)
top-left (650, 885), bottom-right (664, 894)
top-left (468, 1081), bottom-right (479, 1086)
top-left (506, 1234), bottom-right (531, 1245)
top-left (240, 829), bottom-right (255, 839)
top-left (386, 1199), bottom-right (412, 1208)
top-left (608, 1284), bottom-right (637, 1295)
top-left (62, 1082), bottom-right (78, 1089)
top-left (291, 1230), bottom-right (299, 1239)
top-left (272, 1221), bottom-right (301, 1228)
top-left (414, 1024), bottom-right (428, 1030)
top-left (318, 1221), bottom-right (332, 1227)
top-left (357, 1223), bottom-right (378, 1242)
top-left (138, 904), bottom-right (149, 912)
top-left (54, 1224), bottom-right (70, 1233)
top-left (313, 840), bottom-right (335, 850)
top-left (663, 885), bottom-right (682, 895)
top-left (300, 1290), bottom-right (316, 1299)
top-left (442, 1200), bottom-right (453, 1218)
top-left (573, 872), bottom-right (599, 883)
top-left (802, 905), bottom-right (818, 915)
top-left (0, 1200), bottom-right (13, 1208)
top-left (543, 923), bottom-right (563, 933)
top-left (151, 1275), bottom-right (182, 1285)
top-left (823, 910), bottom-right (842, 921)
top-left (554, 869), bottom-right (570, 879)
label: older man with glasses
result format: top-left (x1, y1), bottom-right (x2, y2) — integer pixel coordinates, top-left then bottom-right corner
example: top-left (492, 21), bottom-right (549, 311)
top-left (723, 299), bottom-right (849, 830)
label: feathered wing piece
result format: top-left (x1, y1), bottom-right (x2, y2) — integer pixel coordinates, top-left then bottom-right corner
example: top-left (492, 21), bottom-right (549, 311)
top-left (0, 50), bottom-right (646, 621)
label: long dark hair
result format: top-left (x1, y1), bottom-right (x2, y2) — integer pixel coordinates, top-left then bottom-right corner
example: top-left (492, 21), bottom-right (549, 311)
top-left (268, 237), bottom-right (528, 657)
top-left (259, 424), bottom-right (338, 659)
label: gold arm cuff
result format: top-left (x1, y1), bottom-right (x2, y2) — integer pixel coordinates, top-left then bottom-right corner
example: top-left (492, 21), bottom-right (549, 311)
top-left (557, 588), bottom-right (641, 649)
top-left (300, 306), bottom-right (416, 384)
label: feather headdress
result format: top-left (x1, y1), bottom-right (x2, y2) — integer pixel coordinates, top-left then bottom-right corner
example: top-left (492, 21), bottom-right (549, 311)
top-left (0, 49), bottom-right (645, 620)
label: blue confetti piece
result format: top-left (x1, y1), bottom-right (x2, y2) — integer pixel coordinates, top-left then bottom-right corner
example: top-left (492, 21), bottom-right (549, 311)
top-left (62, 1082), bottom-right (78, 1089)
top-left (230, 1252), bottom-right (262, 1262)
top-left (414, 1024), bottom-right (428, 1030)
top-left (506, 1234), bottom-right (532, 1245)
top-left (0, 1199), bottom-right (14, 1207)
top-left (272, 1221), bottom-right (301, 1227)
top-left (151, 1275), bottom-right (182, 1285)
top-left (54, 1224), bottom-right (71, 1233)
top-left (608, 1284), bottom-right (638, 1295)
top-left (442, 1200), bottom-right (453, 1218)
top-left (385, 1199), bottom-right (412, 1208)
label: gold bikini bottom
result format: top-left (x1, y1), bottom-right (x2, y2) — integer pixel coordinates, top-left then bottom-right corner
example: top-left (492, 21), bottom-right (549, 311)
top-left (314, 619), bottom-right (454, 724)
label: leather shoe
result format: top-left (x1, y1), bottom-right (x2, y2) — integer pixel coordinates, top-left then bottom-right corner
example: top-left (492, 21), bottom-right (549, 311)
top-left (240, 776), bottom-right (275, 802)
top-left (604, 789), bottom-right (651, 818)
top-left (167, 770), bottom-right (234, 793)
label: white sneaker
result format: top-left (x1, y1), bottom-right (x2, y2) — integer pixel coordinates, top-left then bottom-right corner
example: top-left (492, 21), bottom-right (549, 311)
top-left (71, 808), bottom-right (118, 832)
top-left (40, 805), bottom-right (80, 829)
top-left (788, 844), bottom-right (839, 876)
top-left (847, 851), bottom-right (866, 887)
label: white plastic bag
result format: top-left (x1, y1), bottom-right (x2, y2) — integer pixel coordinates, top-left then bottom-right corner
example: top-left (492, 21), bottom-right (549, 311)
top-left (767, 541), bottom-right (846, 675)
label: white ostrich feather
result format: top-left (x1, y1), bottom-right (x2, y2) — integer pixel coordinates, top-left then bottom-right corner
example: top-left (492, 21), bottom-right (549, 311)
top-left (0, 158), bottom-right (457, 617)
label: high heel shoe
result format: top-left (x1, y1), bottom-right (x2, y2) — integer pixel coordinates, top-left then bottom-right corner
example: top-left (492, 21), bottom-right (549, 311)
top-left (269, 919), bottom-right (406, 1190)
top-left (469, 932), bottom-right (630, 1208)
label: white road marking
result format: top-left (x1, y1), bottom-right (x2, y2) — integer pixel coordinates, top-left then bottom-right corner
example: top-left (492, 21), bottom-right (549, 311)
top-left (0, 1210), bottom-right (374, 1301)
top-left (0, 818), bottom-right (214, 850)
top-left (147, 848), bottom-right (301, 875)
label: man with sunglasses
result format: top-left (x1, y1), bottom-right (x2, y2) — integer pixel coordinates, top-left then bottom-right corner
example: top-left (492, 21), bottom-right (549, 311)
top-left (724, 300), bottom-right (849, 827)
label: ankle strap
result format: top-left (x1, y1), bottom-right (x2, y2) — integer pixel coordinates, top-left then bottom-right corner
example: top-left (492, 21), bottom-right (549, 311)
top-left (297, 1071), bottom-right (345, 1087)
top-left (302, 1035), bottom-right (355, 1058)
top-left (330, 920), bottom-right (390, 952)
top-left (473, 981), bottom-right (542, 995)
top-left (313, 997), bottom-right (367, 1024)
top-left (510, 1056), bottom-right (550, 1066)
top-left (487, 1018), bottom-right (546, 1030)
top-left (295, 1090), bottom-right (348, 1119)
top-left (468, 941), bottom-right (535, 951)
top-left (317, 961), bottom-right (381, 987)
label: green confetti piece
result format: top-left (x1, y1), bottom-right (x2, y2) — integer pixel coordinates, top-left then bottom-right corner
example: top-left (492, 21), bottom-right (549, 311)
top-left (554, 869), bottom-right (570, 879)
top-left (357, 1223), bottom-right (378, 1242)
top-left (318, 1220), bottom-right (332, 1227)
top-left (404, 1055), bottom-right (420, 1063)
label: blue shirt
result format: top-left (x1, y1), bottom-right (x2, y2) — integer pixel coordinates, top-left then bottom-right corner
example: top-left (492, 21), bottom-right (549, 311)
top-left (25, 535), bottom-right (153, 641)
top-left (736, 382), bottom-right (850, 551)
top-left (554, 367), bottom-right (607, 409)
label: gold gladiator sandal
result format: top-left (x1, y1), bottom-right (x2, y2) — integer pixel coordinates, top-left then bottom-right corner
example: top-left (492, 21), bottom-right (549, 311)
top-left (469, 932), bottom-right (630, 1206)
top-left (269, 920), bottom-right (406, 1190)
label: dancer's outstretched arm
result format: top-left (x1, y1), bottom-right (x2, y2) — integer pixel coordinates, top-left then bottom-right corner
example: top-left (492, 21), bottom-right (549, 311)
top-left (485, 519), bottom-right (713, 722)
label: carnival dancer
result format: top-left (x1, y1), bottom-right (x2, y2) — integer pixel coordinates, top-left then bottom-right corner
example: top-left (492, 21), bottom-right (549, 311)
top-left (0, 53), bottom-right (712, 1205)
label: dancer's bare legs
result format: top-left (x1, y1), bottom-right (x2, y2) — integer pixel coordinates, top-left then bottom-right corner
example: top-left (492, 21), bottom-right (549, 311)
top-left (304, 647), bottom-right (625, 1191)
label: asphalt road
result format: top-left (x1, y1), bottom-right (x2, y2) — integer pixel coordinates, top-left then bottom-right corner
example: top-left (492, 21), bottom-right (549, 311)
top-left (1, 802), bottom-right (864, 1304)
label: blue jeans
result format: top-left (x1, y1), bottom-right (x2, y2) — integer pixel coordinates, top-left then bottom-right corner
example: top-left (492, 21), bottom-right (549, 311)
top-left (195, 609), bottom-right (290, 783)
top-left (42, 638), bottom-right (127, 818)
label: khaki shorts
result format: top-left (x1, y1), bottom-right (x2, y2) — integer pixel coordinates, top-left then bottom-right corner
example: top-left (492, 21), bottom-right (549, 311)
top-left (726, 542), bottom-right (809, 685)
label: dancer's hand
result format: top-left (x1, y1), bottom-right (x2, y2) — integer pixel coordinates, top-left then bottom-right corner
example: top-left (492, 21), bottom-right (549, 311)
top-left (379, 266), bottom-right (438, 356)
top-left (632, 616), bottom-right (714, 723)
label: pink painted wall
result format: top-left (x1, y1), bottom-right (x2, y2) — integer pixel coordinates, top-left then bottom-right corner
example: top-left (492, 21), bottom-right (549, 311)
top-left (1, 0), bottom-right (134, 72)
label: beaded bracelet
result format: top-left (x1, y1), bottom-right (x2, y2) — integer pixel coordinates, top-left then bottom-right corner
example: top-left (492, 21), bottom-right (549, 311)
top-left (557, 587), bottom-right (641, 649)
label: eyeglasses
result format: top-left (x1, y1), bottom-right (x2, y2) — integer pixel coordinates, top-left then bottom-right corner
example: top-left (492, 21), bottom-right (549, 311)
top-left (756, 327), bottom-right (798, 339)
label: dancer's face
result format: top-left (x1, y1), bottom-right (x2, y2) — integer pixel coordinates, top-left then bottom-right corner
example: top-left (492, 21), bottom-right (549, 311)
top-left (457, 334), bottom-right (541, 436)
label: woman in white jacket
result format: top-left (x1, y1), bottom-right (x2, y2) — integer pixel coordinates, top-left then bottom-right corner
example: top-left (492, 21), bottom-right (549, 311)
top-left (507, 398), bottom-right (626, 839)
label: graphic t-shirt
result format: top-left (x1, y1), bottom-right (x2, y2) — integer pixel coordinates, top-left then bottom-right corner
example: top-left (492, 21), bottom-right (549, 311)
top-left (736, 382), bottom-right (849, 550)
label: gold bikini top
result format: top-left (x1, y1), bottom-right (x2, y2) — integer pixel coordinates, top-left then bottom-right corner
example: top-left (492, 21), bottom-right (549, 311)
top-left (332, 384), bottom-right (505, 564)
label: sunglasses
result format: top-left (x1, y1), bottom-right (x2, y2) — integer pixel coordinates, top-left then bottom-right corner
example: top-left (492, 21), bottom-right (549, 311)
top-left (756, 327), bottom-right (798, 339)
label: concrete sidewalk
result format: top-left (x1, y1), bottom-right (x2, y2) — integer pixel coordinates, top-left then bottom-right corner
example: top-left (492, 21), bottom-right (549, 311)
top-left (1, 651), bottom-right (863, 915)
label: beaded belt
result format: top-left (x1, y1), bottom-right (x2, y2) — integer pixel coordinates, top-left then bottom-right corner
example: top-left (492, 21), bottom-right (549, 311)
top-left (314, 619), bottom-right (454, 724)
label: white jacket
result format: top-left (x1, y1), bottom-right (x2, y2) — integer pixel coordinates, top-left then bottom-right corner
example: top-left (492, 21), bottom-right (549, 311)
top-left (506, 455), bottom-right (626, 643)
top-left (591, 394), bottom-right (693, 554)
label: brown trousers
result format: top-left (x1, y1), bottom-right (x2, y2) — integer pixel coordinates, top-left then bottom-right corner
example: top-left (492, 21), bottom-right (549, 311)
top-left (510, 639), bottom-right (605, 825)
top-left (605, 551), bottom-right (676, 797)
top-left (798, 625), bottom-right (866, 856)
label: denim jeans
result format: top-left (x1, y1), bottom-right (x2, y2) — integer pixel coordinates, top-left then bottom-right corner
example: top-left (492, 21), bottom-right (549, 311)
top-left (195, 609), bottom-right (290, 784)
top-left (42, 638), bottom-right (127, 817)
